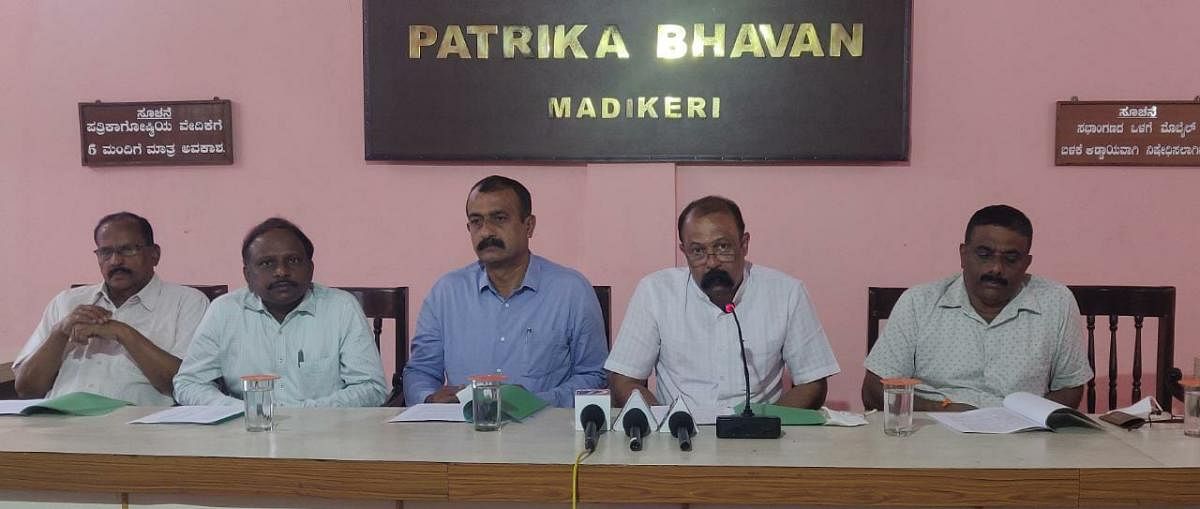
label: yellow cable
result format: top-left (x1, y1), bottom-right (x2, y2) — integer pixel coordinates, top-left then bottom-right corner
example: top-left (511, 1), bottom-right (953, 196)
top-left (572, 449), bottom-right (592, 509)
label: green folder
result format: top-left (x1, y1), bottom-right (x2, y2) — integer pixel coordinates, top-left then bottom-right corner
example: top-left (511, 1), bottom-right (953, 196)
top-left (20, 392), bottom-right (131, 416)
top-left (462, 384), bottom-right (549, 423)
top-left (733, 403), bottom-right (826, 425)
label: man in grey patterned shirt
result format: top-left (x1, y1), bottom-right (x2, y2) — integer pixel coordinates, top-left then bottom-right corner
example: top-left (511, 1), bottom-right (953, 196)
top-left (863, 205), bottom-right (1093, 411)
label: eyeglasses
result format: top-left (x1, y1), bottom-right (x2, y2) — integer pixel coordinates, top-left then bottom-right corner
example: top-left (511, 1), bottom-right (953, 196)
top-left (683, 241), bottom-right (739, 264)
top-left (972, 247), bottom-right (1027, 266)
top-left (94, 244), bottom-right (144, 261)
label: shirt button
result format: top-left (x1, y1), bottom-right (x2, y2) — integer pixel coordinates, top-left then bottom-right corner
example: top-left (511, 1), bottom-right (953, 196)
top-left (500, 336), bottom-right (505, 342)
top-left (505, 304), bottom-right (509, 308)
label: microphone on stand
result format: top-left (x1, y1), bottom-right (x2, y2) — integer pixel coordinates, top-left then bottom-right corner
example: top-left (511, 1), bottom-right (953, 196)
top-left (668, 411), bottom-right (696, 451)
top-left (574, 389), bottom-right (612, 453)
top-left (623, 408), bottom-right (650, 451)
top-left (615, 389), bottom-right (657, 451)
top-left (715, 303), bottom-right (782, 439)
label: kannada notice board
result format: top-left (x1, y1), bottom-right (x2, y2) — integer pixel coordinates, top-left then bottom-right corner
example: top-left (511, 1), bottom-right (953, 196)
top-left (79, 99), bottom-right (234, 167)
top-left (1055, 100), bottom-right (1200, 166)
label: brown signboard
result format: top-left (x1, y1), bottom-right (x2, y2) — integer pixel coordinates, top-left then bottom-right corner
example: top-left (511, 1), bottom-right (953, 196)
top-left (1055, 100), bottom-right (1200, 166)
top-left (79, 99), bottom-right (234, 166)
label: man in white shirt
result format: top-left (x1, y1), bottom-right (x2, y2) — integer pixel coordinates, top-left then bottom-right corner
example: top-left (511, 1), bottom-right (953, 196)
top-left (606, 196), bottom-right (840, 410)
top-left (13, 212), bottom-right (208, 406)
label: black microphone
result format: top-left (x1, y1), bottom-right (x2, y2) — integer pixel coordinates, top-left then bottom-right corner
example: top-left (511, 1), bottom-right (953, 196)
top-left (668, 411), bottom-right (696, 451)
top-left (622, 408), bottom-right (649, 451)
top-left (716, 303), bottom-right (782, 439)
top-left (580, 404), bottom-right (606, 452)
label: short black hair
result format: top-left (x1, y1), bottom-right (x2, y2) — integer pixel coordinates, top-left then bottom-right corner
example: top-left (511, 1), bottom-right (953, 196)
top-left (965, 204), bottom-right (1033, 247)
top-left (241, 217), bottom-right (314, 263)
top-left (94, 212), bottom-right (155, 246)
top-left (469, 175), bottom-right (532, 219)
top-left (677, 196), bottom-right (746, 243)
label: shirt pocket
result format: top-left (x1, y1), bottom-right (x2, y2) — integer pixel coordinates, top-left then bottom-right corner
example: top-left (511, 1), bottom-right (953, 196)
top-left (522, 328), bottom-right (570, 378)
top-left (298, 350), bottom-right (338, 392)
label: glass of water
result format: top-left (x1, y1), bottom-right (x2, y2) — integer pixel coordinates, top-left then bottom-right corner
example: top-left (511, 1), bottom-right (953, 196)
top-left (469, 374), bottom-right (506, 431)
top-left (1182, 377), bottom-right (1200, 437)
top-left (881, 377), bottom-right (919, 437)
top-left (241, 374), bottom-right (279, 432)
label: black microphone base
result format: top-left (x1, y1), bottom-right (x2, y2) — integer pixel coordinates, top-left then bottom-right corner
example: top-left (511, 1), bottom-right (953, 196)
top-left (716, 415), bottom-right (782, 439)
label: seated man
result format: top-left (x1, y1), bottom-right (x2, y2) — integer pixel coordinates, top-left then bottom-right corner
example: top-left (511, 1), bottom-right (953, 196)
top-left (606, 196), bottom-right (840, 410)
top-left (14, 212), bottom-right (208, 405)
top-left (174, 218), bottom-right (388, 407)
top-left (403, 175), bottom-right (607, 408)
top-left (863, 204), bottom-right (1093, 411)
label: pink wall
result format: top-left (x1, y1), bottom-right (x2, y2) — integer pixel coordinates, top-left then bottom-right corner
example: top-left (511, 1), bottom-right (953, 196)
top-left (2, 1), bottom-right (1198, 410)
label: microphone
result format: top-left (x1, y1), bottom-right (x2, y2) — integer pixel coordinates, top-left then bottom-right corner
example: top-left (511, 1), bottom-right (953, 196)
top-left (616, 389), bottom-right (657, 451)
top-left (668, 411), bottom-right (696, 451)
top-left (574, 389), bottom-right (611, 452)
top-left (623, 408), bottom-right (649, 451)
top-left (581, 405), bottom-right (606, 452)
top-left (716, 303), bottom-right (782, 439)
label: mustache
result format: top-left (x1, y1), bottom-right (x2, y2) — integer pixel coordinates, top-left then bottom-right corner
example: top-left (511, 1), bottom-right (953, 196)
top-left (106, 267), bottom-right (132, 278)
top-left (476, 237), bottom-right (505, 251)
top-left (269, 280), bottom-right (298, 290)
top-left (980, 273), bottom-right (1009, 286)
top-left (699, 268), bottom-right (735, 291)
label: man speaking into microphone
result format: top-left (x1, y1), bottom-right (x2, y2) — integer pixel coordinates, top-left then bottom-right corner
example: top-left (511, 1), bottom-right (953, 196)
top-left (605, 196), bottom-right (840, 410)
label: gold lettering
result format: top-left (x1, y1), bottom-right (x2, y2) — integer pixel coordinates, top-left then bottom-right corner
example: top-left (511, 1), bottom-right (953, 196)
top-left (503, 26), bottom-right (533, 58)
top-left (626, 98), bottom-right (634, 118)
top-left (553, 25), bottom-right (589, 59)
top-left (595, 25), bottom-right (630, 59)
top-left (789, 23), bottom-right (824, 57)
top-left (692, 24), bottom-right (725, 57)
top-left (602, 98), bottom-right (620, 118)
top-left (687, 97), bottom-right (706, 118)
top-left (537, 25), bottom-right (551, 59)
top-left (408, 25), bottom-right (437, 58)
top-left (549, 97), bottom-right (572, 118)
top-left (830, 23), bottom-right (863, 57)
top-left (637, 97), bottom-right (659, 118)
top-left (657, 24), bottom-right (688, 59)
top-left (759, 24), bottom-right (794, 58)
top-left (436, 26), bottom-right (471, 59)
top-left (466, 25), bottom-right (498, 59)
top-left (730, 24), bottom-right (764, 58)
top-left (576, 98), bottom-right (596, 118)
top-left (712, 97), bottom-right (720, 118)
top-left (664, 96), bottom-right (682, 119)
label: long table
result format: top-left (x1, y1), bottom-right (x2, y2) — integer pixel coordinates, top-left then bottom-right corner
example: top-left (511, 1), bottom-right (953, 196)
top-left (0, 407), bottom-right (1198, 507)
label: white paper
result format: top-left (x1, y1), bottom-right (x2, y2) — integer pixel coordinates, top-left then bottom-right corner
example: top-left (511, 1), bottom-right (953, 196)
top-left (821, 407), bottom-right (868, 427)
top-left (929, 407), bottom-right (1042, 434)
top-left (129, 406), bottom-right (243, 424)
top-left (0, 398), bottom-right (44, 415)
top-left (1108, 396), bottom-right (1160, 420)
top-left (389, 403), bottom-right (467, 423)
top-left (1001, 392), bottom-right (1065, 427)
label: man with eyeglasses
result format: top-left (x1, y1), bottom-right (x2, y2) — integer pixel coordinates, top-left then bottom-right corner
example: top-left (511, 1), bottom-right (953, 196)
top-left (863, 204), bottom-right (1093, 411)
top-left (13, 212), bottom-right (208, 405)
top-left (403, 175), bottom-right (607, 407)
top-left (174, 217), bottom-right (387, 407)
top-left (606, 196), bottom-right (840, 410)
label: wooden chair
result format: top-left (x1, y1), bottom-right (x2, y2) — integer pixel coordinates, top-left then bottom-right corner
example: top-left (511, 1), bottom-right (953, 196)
top-left (865, 285), bottom-right (1182, 412)
top-left (337, 287), bottom-right (408, 407)
top-left (593, 285), bottom-right (612, 350)
top-left (71, 283), bottom-right (228, 301)
top-left (1069, 286), bottom-right (1180, 413)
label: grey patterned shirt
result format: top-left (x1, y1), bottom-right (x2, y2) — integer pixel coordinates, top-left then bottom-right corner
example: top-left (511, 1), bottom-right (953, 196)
top-left (865, 274), bottom-right (1093, 408)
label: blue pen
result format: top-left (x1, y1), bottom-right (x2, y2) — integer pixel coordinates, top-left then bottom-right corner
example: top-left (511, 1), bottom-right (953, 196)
top-left (298, 349), bottom-right (305, 368)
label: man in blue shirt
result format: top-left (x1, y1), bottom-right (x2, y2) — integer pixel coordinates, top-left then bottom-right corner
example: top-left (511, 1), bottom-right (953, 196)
top-left (404, 175), bottom-right (608, 407)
